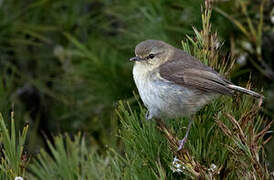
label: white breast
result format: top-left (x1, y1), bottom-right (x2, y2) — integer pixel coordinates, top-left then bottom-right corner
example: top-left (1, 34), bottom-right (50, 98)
top-left (132, 63), bottom-right (152, 107)
top-left (132, 62), bottom-right (216, 118)
top-left (133, 62), bottom-right (172, 118)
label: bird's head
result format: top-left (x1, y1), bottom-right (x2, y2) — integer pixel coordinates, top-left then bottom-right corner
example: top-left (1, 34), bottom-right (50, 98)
top-left (130, 40), bottom-right (173, 67)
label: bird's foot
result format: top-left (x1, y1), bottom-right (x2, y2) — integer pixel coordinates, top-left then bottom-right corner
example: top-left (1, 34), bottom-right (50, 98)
top-left (177, 137), bottom-right (188, 151)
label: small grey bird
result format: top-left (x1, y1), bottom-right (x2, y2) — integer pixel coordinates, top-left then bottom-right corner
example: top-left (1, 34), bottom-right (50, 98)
top-left (130, 40), bottom-right (263, 150)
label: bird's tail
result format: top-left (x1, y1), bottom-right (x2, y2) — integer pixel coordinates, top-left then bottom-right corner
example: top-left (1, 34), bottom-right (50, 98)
top-left (227, 84), bottom-right (264, 98)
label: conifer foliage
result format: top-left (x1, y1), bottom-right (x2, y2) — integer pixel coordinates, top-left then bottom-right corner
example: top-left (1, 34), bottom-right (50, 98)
top-left (0, 1), bottom-right (272, 179)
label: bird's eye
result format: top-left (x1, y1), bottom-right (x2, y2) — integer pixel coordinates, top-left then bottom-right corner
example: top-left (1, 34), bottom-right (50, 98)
top-left (148, 54), bottom-right (155, 59)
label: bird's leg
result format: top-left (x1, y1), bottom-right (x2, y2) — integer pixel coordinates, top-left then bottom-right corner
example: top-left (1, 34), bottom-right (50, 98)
top-left (146, 108), bottom-right (159, 120)
top-left (178, 119), bottom-right (193, 151)
top-left (145, 111), bottom-right (152, 120)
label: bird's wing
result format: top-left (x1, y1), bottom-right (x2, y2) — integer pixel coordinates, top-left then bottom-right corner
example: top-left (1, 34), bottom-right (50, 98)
top-left (159, 50), bottom-right (233, 95)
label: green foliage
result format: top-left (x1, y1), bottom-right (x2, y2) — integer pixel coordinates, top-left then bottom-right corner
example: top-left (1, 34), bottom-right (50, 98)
top-left (112, 94), bottom-right (270, 179)
top-left (28, 133), bottom-right (123, 180)
top-left (215, 0), bottom-right (272, 79)
top-left (0, 96), bottom-right (271, 179)
top-left (0, 0), bottom-right (204, 150)
top-left (0, 113), bottom-right (122, 180)
top-left (0, 0), bottom-right (273, 179)
top-left (0, 112), bottom-right (28, 179)
top-left (1, 0), bottom-right (272, 153)
top-left (116, 100), bottom-right (171, 179)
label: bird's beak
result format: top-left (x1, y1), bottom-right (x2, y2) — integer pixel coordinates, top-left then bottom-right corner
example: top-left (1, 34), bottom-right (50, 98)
top-left (129, 56), bottom-right (142, 62)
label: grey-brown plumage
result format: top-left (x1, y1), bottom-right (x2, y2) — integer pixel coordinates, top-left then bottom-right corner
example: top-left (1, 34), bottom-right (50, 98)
top-left (130, 39), bottom-right (263, 150)
top-left (159, 51), bottom-right (233, 96)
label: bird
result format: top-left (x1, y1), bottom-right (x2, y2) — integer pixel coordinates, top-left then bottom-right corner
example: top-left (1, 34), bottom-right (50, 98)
top-left (130, 39), bottom-right (263, 150)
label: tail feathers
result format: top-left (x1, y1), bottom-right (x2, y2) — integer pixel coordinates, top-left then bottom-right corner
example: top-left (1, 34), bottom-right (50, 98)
top-left (227, 84), bottom-right (264, 99)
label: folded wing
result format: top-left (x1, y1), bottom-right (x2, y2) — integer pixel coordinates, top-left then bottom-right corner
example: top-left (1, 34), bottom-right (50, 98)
top-left (159, 50), bottom-right (233, 95)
